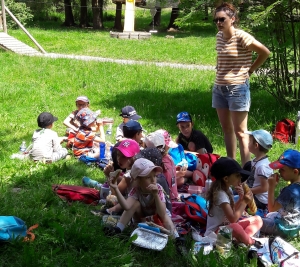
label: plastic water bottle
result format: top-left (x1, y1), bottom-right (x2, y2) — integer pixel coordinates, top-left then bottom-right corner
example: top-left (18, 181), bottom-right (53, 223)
top-left (100, 143), bottom-right (105, 159)
top-left (105, 123), bottom-right (113, 143)
top-left (205, 176), bottom-right (212, 194)
top-left (105, 143), bottom-right (112, 160)
top-left (295, 111), bottom-right (300, 147)
top-left (19, 141), bottom-right (26, 154)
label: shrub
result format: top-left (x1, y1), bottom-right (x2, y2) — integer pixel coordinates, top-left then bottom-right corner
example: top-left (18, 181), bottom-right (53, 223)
top-left (4, 0), bottom-right (33, 29)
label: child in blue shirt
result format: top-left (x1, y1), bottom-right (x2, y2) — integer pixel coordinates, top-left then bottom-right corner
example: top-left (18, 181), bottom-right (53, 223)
top-left (261, 149), bottom-right (300, 238)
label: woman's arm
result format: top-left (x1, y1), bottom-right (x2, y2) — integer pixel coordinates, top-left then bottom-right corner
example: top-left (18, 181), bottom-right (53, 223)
top-left (248, 40), bottom-right (270, 74)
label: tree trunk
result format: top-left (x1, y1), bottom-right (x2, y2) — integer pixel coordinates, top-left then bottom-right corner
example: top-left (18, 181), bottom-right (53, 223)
top-left (92, 0), bottom-right (104, 29)
top-left (62, 0), bottom-right (75, 26)
top-left (113, 2), bottom-right (123, 31)
top-left (80, 0), bottom-right (88, 28)
top-left (167, 8), bottom-right (179, 30)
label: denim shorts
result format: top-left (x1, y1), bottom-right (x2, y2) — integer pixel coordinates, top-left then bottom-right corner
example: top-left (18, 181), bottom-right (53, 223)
top-left (212, 80), bottom-right (250, 111)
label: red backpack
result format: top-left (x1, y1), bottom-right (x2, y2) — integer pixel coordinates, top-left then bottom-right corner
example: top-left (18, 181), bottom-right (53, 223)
top-left (52, 185), bottom-right (100, 205)
top-left (273, 119), bottom-right (295, 143)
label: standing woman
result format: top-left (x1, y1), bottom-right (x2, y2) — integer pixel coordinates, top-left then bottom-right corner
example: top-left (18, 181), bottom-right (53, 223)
top-left (212, 2), bottom-right (270, 166)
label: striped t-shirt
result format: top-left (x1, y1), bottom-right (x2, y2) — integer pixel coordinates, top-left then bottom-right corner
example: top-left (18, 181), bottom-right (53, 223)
top-left (215, 29), bottom-right (255, 85)
top-left (73, 127), bottom-right (95, 157)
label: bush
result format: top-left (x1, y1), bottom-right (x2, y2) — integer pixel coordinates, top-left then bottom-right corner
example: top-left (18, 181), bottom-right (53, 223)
top-left (4, 0), bottom-right (33, 29)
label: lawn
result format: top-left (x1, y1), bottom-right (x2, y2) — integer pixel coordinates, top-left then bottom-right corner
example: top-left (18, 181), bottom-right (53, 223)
top-left (0, 11), bottom-right (299, 267)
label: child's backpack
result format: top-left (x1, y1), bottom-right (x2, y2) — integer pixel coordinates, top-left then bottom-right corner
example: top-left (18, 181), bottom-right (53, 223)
top-left (273, 119), bottom-right (295, 143)
top-left (249, 236), bottom-right (300, 267)
top-left (180, 194), bottom-right (208, 225)
top-left (52, 185), bottom-right (100, 205)
top-left (0, 216), bottom-right (38, 242)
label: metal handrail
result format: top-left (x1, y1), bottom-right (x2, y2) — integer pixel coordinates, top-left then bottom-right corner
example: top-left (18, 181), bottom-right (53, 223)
top-left (4, 6), bottom-right (46, 53)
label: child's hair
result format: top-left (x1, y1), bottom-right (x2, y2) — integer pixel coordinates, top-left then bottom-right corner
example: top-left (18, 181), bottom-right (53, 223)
top-left (214, 2), bottom-right (239, 26)
top-left (207, 179), bottom-right (235, 217)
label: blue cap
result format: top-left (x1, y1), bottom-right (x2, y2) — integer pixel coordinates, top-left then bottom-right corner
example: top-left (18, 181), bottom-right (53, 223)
top-left (176, 111), bottom-right (192, 124)
top-left (269, 149), bottom-right (300, 169)
top-left (245, 129), bottom-right (273, 150)
top-left (123, 120), bottom-right (143, 132)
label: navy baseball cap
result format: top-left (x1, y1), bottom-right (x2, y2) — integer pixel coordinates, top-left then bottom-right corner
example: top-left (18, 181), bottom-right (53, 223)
top-left (245, 129), bottom-right (273, 150)
top-left (120, 106), bottom-right (141, 120)
top-left (269, 149), bottom-right (300, 169)
top-left (211, 157), bottom-right (251, 182)
top-left (37, 112), bottom-right (58, 128)
top-left (123, 120), bottom-right (143, 132)
top-left (176, 111), bottom-right (192, 124)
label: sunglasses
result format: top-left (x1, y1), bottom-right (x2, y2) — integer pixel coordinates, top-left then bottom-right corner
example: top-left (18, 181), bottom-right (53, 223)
top-left (213, 17), bottom-right (226, 23)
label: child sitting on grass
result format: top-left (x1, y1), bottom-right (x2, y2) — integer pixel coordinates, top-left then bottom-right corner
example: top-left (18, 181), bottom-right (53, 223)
top-left (115, 106), bottom-right (142, 142)
top-left (104, 158), bottom-right (182, 243)
top-left (30, 112), bottom-right (69, 162)
top-left (244, 129), bottom-right (273, 210)
top-left (261, 149), bottom-right (300, 238)
top-left (63, 96), bottom-right (101, 148)
top-left (176, 111), bottom-right (213, 154)
top-left (145, 130), bottom-right (179, 201)
top-left (205, 157), bottom-right (263, 248)
top-left (72, 108), bottom-right (105, 158)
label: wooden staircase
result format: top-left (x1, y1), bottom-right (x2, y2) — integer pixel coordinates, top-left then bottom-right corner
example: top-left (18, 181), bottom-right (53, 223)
top-left (0, 32), bottom-right (42, 55)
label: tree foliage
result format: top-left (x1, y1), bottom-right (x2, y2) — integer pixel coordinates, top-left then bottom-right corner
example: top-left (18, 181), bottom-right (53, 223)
top-left (246, 0), bottom-right (300, 105)
top-left (5, 0), bottom-right (33, 29)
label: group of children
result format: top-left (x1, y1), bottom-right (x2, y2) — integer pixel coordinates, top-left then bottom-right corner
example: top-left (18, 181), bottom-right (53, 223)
top-left (27, 95), bottom-right (300, 248)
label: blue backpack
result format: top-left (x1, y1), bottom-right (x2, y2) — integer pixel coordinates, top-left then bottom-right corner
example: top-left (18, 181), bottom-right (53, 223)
top-left (181, 194), bottom-right (208, 225)
top-left (0, 216), bottom-right (27, 241)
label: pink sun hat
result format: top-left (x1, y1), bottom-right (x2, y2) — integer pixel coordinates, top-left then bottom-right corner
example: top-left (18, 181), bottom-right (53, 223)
top-left (115, 139), bottom-right (140, 157)
top-left (155, 129), bottom-right (178, 148)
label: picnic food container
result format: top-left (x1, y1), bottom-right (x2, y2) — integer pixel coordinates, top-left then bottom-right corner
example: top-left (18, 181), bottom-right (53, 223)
top-left (130, 228), bottom-right (168, 251)
top-left (188, 185), bottom-right (204, 195)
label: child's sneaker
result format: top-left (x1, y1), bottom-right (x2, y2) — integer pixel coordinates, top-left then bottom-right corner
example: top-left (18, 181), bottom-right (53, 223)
top-left (82, 177), bottom-right (102, 188)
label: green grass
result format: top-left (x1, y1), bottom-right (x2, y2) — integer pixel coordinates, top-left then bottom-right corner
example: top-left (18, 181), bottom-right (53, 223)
top-left (0, 16), bottom-right (300, 267)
